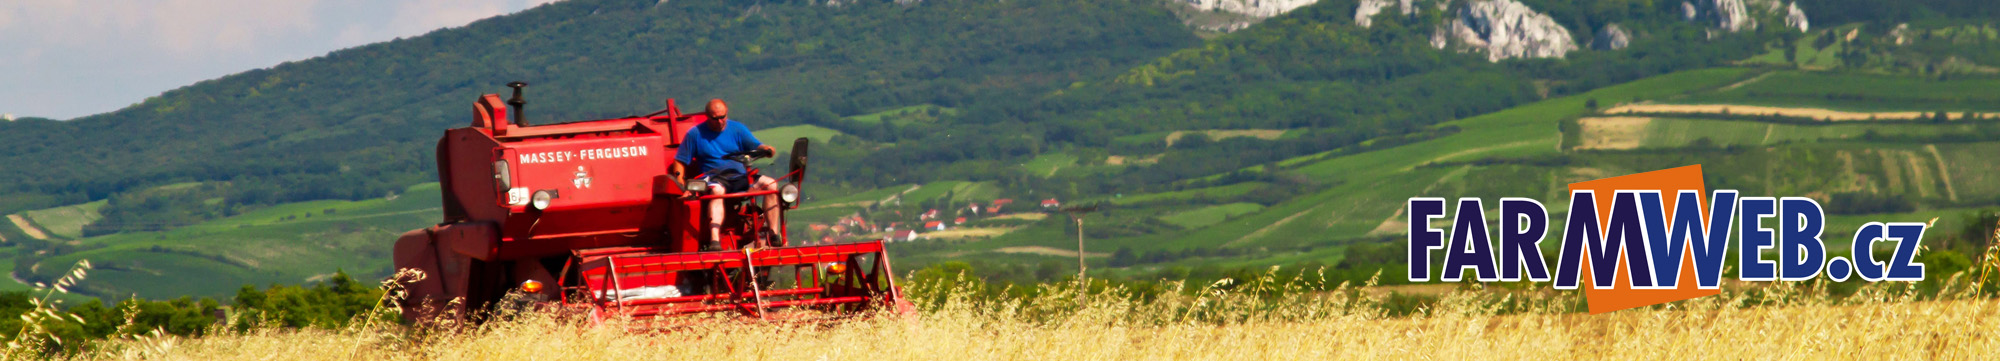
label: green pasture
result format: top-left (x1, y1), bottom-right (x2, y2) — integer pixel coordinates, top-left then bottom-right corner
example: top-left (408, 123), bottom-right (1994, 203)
top-left (843, 104), bottom-right (957, 125)
top-left (1676, 71), bottom-right (2000, 112)
top-left (1106, 182), bottom-right (1266, 206)
top-left (30, 183), bottom-right (443, 299)
top-left (755, 124), bottom-right (845, 144)
top-left (18, 200), bottom-right (107, 239)
top-left (1158, 203), bottom-right (1265, 229)
top-left (1022, 153), bottom-right (1079, 178)
top-left (1615, 118), bottom-right (1979, 148)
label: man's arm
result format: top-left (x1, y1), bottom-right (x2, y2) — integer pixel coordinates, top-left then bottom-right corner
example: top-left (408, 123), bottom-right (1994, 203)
top-left (668, 161), bottom-right (699, 199)
top-left (732, 121), bottom-right (769, 154)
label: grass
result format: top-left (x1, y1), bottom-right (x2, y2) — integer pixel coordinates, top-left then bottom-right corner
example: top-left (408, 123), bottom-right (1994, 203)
top-left (911, 68), bottom-right (1759, 265)
top-left (17, 200), bottom-right (106, 239)
top-left (1162, 68), bottom-right (1761, 251)
top-left (1116, 129), bottom-right (1293, 148)
top-left (1106, 182), bottom-right (1265, 206)
top-left (1157, 202), bottom-right (1264, 229)
top-left (1676, 70), bottom-right (2000, 112)
top-left (1797, 30), bottom-right (1845, 68)
top-left (899, 67), bottom-right (2000, 276)
top-left (789, 181), bottom-right (999, 225)
top-left (842, 104), bottom-right (957, 125)
top-left (24, 183), bottom-right (443, 300)
top-left (1021, 153), bottom-right (1078, 178)
top-left (892, 180), bottom-right (1002, 207)
top-left (1585, 117), bottom-right (1981, 149)
top-left (54, 271), bottom-right (2000, 360)
top-left (948, 182), bottom-right (1003, 203)
top-left (809, 184), bottom-right (917, 207)
top-left (901, 181), bottom-right (968, 205)
top-left (754, 124), bottom-right (845, 144)
top-left (1113, 131), bottom-right (1172, 145)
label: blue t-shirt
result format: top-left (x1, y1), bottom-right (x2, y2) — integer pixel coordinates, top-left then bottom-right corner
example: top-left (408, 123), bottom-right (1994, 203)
top-left (675, 120), bottom-right (764, 176)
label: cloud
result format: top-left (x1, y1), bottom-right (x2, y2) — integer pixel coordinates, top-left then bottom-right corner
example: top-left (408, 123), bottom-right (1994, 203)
top-left (0, 0), bottom-right (561, 119)
top-left (0, 0), bottom-right (319, 58)
top-left (150, 0), bottom-right (323, 56)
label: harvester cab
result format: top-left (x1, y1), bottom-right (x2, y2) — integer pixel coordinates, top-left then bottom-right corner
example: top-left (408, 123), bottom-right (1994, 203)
top-left (393, 82), bottom-right (909, 324)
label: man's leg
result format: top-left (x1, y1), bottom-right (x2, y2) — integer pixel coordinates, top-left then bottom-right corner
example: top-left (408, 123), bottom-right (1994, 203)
top-left (705, 184), bottom-right (727, 250)
top-left (756, 176), bottom-right (782, 244)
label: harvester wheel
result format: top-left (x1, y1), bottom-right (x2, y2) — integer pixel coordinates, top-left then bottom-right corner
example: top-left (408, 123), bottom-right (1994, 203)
top-left (462, 259), bottom-right (515, 322)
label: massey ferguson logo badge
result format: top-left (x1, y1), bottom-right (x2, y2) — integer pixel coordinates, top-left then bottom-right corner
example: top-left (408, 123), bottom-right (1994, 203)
top-left (519, 145), bottom-right (651, 165)
top-left (1405, 165), bottom-right (1928, 313)
top-left (573, 166), bottom-right (592, 189)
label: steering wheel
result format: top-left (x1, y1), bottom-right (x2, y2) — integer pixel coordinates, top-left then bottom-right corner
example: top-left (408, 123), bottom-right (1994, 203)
top-left (724, 148), bottom-right (774, 165)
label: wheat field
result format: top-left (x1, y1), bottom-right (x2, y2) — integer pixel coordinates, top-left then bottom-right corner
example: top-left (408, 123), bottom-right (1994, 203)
top-left (42, 271), bottom-right (1999, 361)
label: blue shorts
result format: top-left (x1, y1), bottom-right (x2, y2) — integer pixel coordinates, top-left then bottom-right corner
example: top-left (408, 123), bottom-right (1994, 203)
top-left (701, 169), bottom-right (753, 193)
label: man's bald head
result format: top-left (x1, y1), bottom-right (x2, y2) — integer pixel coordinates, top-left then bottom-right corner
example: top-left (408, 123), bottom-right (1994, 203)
top-left (706, 99), bottom-right (729, 119)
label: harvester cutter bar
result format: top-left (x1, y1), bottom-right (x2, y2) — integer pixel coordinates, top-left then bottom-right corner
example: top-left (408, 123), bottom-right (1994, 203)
top-left (599, 241), bottom-right (886, 273)
top-left (575, 241), bottom-right (899, 320)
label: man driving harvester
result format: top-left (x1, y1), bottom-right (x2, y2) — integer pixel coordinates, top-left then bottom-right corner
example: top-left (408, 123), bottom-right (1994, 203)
top-left (672, 99), bottom-right (783, 250)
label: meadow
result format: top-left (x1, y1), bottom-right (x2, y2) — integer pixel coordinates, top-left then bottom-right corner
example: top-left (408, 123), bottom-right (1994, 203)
top-left (13, 183), bottom-right (442, 299)
top-left (1672, 70), bottom-right (2000, 112)
top-left (20, 264), bottom-right (2000, 360)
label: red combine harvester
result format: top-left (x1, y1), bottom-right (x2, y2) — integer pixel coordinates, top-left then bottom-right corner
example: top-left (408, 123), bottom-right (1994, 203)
top-left (394, 82), bottom-right (909, 323)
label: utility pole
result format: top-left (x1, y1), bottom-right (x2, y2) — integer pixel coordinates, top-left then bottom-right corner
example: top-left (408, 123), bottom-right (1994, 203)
top-left (1059, 204), bottom-right (1098, 279)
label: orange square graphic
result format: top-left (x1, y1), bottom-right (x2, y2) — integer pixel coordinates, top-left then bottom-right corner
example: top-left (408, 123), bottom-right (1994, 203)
top-left (1568, 165), bottom-right (1722, 314)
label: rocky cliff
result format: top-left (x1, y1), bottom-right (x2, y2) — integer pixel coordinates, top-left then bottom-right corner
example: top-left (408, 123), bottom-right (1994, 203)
top-left (1785, 2), bottom-right (1809, 32)
top-left (1683, 0), bottom-right (1808, 33)
top-left (1592, 23), bottom-right (1631, 50)
top-left (1354, 0), bottom-right (1414, 28)
top-left (1179, 0), bottom-right (1322, 18)
top-left (1431, 0), bottom-right (1577, 61)
top-left (1397, 0), bottom-right (1807, 61)
top-left (1174, 0), bottom-right (1324, 32)
top-left (1695, 0), bottom-right (1756, 32)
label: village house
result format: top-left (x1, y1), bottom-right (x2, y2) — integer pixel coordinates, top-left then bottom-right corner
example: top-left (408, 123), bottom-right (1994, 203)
top-left (1040, 198), bottom-right (1061, 209)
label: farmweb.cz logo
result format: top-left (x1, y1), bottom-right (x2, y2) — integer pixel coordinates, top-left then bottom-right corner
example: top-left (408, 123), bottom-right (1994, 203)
top-left (1403, 165), bottom-right (1929, 314)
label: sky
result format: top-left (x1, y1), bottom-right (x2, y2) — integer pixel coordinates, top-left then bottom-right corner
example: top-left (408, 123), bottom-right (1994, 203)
top-left (0, 0), bottom-right (563, 120)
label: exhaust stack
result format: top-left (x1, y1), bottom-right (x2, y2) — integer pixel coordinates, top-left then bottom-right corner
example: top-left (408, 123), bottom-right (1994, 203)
top-left (506, 81), bottom-right (529, 126)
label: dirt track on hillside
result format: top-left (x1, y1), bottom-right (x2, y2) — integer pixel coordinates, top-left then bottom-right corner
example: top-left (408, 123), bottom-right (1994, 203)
top-left (924, 227), bottom-right (1020, 240)
top-left (1164, 129), bottom-right (1287, 147)
top-left (1574, 117), bottom-right (1653, 150)
top-left (994, 246), bottom-right (1108, 258)
top-left (1605, 104), bottom-right (2000, 121)
top-left (5, 214), bottom-right (48, 240)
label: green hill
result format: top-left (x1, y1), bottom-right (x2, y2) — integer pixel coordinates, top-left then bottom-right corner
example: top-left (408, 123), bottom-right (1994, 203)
top-left (16, 184), bottom-right (441, 299)
top-left (0, 0), bottom-right (1199, 216)
top-left (8, 0), bottom-right (2000, 298)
